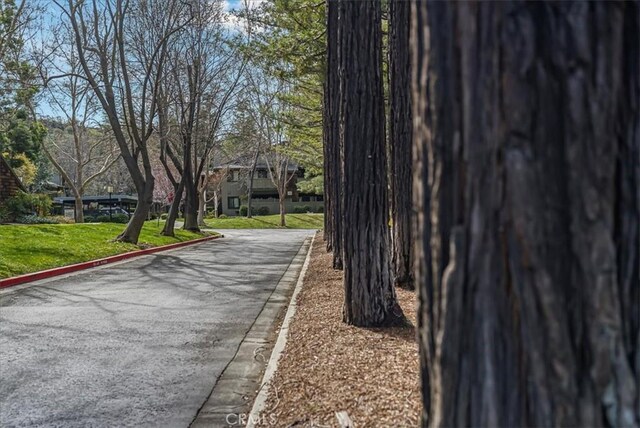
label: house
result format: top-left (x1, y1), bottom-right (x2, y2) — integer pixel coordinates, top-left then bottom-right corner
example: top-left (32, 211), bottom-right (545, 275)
top-left (0, 155), bottom-right (26, 203)
top-left (210, 161), bottom-right (323, 216)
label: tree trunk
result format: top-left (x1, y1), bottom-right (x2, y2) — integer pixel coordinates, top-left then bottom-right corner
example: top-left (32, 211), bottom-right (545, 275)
top-left (213, 189), bottom-right (219, 218)
top-left (339, 0), bottom-right (404, 327)
top-left (389, 0), bottom-right (413, 290)
top-left (162, 176), bottom-right (185, 237)
top-left (117, 178), bottom-right (154, 243)
top-left (411, 1), bottom-right (639, 426)
top-left (183, 180), bottom-right (199, 231)
top-left (247, 149), bottom-right (259, 218)
top-left (73, 192), bottom-right (84, 223)
top-left (326, 0), bottom-right (342, 268)
top-left (279, 194), bottom-right (286, 227)
top-left (197, 188), bottom-right (206, 226)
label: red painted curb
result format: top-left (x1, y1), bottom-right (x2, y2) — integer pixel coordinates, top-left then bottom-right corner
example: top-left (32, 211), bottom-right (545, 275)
top-left (0, 234), bottom-right (224, 289)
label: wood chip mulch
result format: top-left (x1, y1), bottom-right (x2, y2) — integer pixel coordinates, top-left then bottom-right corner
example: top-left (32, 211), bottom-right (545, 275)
top-left (259, 234), bottom-right (420, 427)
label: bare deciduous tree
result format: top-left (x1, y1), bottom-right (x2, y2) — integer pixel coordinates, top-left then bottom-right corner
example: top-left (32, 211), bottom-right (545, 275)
top-left (54, 0), bottom-right (191, 243)
top-left (42, 25), bottom-right (119, 222)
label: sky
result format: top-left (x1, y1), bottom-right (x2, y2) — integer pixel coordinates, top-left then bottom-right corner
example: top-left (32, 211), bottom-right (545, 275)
top-left (35, 0), bottom-right (258, 120)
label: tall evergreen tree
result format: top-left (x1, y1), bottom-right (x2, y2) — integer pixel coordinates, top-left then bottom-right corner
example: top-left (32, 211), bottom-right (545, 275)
top-left (389, 0), bottom-right (413, 289)
top-left (411, 1), bottom-right (639, 425)
top-left (323, 0), bottom-right (342, 269)
top-left (339, 0), bottom-right (404, 326)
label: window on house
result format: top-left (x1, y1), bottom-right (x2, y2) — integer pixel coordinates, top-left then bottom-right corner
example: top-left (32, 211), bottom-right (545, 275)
top-left (228, 196), bottom-right (240, 209)
top-left (227, 171), bottom-right (239, 182)
top-left (257, 170), bottom-right (268, 179)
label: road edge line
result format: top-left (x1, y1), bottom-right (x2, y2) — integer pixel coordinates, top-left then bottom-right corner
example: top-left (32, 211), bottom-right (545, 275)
top-left (0, 234), bottom-right (224, 289)
top-left (246, 232), bottom-right (316, 428)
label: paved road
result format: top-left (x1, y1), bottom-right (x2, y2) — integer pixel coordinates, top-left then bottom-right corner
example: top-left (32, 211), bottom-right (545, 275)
top-left (0, 229), bottom-right (313, 427)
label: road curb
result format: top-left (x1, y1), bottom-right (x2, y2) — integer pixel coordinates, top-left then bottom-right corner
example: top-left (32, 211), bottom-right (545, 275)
top-left (0, 234), bottom-right (224, 289)
top-left (246, 232), bottom-right (316, 428)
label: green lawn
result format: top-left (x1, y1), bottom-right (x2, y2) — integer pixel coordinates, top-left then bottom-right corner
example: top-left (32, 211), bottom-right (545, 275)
top-left (205, 213), bottom-right (324, 229)
top-left (0, 222), bottom-right (211, 279)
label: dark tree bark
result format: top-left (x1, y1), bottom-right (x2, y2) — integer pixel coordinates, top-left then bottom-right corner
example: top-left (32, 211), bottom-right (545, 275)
top-left (247, 147), bottom-right (260, 218)
top-left (411, 1), bottom-right (640, 426)
top-left (324, 0), bottom-right (342, 269)
top-left (389, 0), bottom-right (414, 290)
top-left (339, 0), bottom-right (404, 327)
top-left (162, 175), bottom-right (185, 236)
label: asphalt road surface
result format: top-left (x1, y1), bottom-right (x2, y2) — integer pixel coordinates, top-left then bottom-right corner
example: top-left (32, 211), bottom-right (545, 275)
top-left (0, 229), bottom-right (313, 427)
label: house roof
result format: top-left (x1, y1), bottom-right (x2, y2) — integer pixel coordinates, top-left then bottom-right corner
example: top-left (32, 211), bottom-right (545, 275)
top-left (53, 194), bottom-right (138, 205)
top-left (212, 158), bottom-right (301, 173)
top-left (0, 155), bottom-right (27, 192)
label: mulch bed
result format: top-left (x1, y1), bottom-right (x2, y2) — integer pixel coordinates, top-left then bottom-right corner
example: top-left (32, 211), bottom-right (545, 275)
top-left (259, 234), bottom-right (420, 427)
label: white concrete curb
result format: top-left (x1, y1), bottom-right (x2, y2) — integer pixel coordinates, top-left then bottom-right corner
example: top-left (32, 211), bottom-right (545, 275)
top-left (246, 231), bottom-right (316, 428)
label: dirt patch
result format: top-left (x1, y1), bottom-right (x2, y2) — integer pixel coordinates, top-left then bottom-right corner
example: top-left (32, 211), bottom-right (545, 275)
top-left (259, 236), bottom-right (420, 427)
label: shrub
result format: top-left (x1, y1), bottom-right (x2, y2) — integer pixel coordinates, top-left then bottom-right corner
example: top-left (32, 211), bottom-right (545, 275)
top-left (160, 213), bottom-right (168, 220)
top-left (0, 205), bottom-right (9, 223)
top-left (315, 205), bottom-right (324, 213)
top-left (293, 205), bottom-right (311, 214)
top-left (239, 205), bottom-right (248, 216)
top-left (4, 192), bottom-right (52, 220)
top-left (92, 213), bottom-right (128, 224)
top-left (256, 206), bottom-right (270, 216)
top-left (4, 192), bottom-right (34, 219)
top-left (218, 214), bottom-right (227, 218)
top-left (111, 213), bottom-right (129, 223)
top-left (84, 215), bottom-right (96, 223)
top-left (16, 215), bottom-right (58, 224)
top-left (49, 216), bottom-right (74, 224)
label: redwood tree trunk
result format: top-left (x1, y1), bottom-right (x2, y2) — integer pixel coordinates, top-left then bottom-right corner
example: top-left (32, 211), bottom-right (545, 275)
top-left (339, 0), bottom-right (404, 327)
top-left (411, 1), bottom-right (639, 426)
top-left (323, 0), bottom-right (341, 269)
top-left (389, 0), bottom-right (413, 290)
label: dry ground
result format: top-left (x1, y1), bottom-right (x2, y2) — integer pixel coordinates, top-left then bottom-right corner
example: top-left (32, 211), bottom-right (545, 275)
top-left (259, 235), bottom-right (420, 427)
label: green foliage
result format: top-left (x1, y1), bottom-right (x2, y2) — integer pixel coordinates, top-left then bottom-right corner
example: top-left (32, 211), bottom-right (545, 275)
top-left (15, 214), bottom-right (58, 224)
top-left (5, 151), bottom-right (36, 185)
top-left (239, 0), bottom-right (324, 177)
top-left (1, 111), bottom-right (45, 160)
top-left (94, 213), bottom-right (129, 224)
top-left (1, 0), bottom-right (43, 170)
top-left (239, 205), bottom-right (248, 216)
top-left (297, 175), bottom-right (323, 195)
top-left (0, 204), bottom-right (9, 223)
top-left (256, 206), bottom-right (270, 216)
top-left (2, 191), bottom-right (51, 220)
top-left (160, 213), bottom-right (169, 220)
top-left (293, 205), bottom-right (312, 214)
